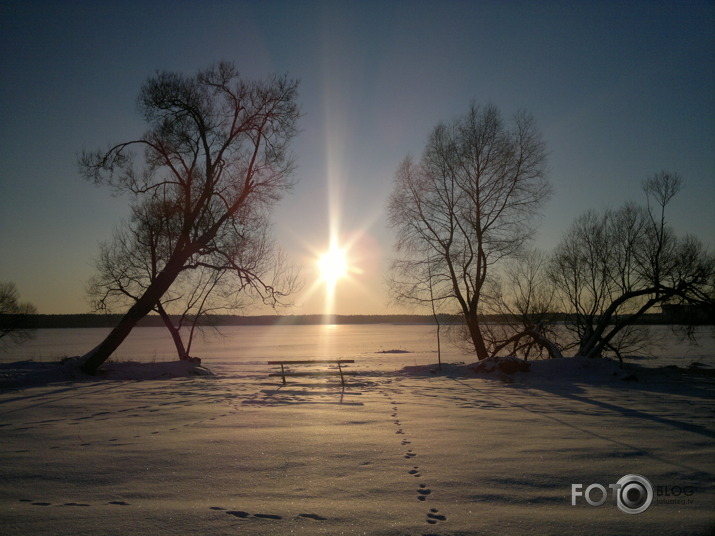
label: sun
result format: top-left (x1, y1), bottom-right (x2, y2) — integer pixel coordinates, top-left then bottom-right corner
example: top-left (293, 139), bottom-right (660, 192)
top-left (317, 246), bottom-right (348, 285)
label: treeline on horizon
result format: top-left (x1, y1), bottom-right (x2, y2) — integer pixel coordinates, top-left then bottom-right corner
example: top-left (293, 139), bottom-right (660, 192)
top-left (2, 305), bottom-right (713, 330)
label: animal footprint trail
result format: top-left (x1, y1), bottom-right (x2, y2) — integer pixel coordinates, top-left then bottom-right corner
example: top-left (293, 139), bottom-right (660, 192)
top-left (382, 389), bottom-right (449, 527)
top-left (18, 498), bottom-right (129, 508)
top-left (417, 483), bottom-right (432, 500)
top-left (214, 507), bottom-right (282, 519)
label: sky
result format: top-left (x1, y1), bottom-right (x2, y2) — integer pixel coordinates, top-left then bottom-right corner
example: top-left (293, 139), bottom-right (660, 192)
top-left (1, 0), bottom-right (713, 316)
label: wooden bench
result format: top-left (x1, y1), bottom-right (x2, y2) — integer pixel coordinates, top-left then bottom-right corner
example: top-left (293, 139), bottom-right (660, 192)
top-left (267, 359), bottom-right (356, 385)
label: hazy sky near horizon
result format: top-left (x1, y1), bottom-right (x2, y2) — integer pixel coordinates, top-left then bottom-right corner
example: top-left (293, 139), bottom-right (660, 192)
top-left (1, 0), bottom-right (713, 316)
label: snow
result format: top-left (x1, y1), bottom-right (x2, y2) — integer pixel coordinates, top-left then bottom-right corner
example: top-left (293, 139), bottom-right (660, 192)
top-left (1, 328), bottom-right (714, 535)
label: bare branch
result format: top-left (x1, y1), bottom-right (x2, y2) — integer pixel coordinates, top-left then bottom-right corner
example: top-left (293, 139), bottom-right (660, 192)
top-left (388, 103), bottom-right (550, 360)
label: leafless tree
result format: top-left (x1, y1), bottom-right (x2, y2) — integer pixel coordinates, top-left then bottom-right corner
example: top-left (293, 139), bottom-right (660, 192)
top-left (550, 172), bottom-right (714, 360)
top-left (88, 195), bottom-right (294, 361)
top-left (388, 103), bottom-right (551, 360)
top-left (79, 62), bottom-right (300, 374)
top-left (484, 249), bottom-right (563, 359)
top-left (0, 282), bottom-right (37, 347)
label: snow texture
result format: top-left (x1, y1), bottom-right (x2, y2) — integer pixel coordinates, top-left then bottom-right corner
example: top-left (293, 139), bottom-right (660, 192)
top-left (1, 342), bottom-right (713, 534)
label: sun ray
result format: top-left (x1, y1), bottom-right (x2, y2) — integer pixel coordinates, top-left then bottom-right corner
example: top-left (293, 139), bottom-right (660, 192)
top-left (282, 52), bottom-right (386, 319)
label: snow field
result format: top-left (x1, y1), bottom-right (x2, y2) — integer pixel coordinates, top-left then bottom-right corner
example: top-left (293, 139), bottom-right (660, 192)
top-left (0, 358), bottom-right (713, 535)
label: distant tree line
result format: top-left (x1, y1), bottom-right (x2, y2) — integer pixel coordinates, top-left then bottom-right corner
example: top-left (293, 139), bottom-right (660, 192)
top-left (2, 310), bottom-right (711, 331)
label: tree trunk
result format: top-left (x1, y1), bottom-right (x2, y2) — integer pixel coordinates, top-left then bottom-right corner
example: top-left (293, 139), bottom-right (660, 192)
top-left (81, 262), bottom-right (184, 374)
top-left (577, 323), bottom-right (598, 357)
top-left (157, 304), bottom-right (190, 361)
top-left (491, 328), bottom-right (564, 360)
top-left (465, 313), bottom-right (489, 361)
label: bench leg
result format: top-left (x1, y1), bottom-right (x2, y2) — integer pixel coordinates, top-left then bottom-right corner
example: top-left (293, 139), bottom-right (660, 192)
top-left (280, 363), bottom-right (286, 384)
top-left (338, 363), bottom-right (345, 385)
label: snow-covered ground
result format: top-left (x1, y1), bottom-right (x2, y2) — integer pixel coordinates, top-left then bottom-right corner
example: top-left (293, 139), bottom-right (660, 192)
top-left (1, 347), bottom-right (713, 535)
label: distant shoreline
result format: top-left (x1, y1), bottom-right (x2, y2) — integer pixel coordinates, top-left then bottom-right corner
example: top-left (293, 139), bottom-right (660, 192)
top-left (4, 313), bottom-right (444, 329)
top-left (2, 311), bottom-right (711, 329)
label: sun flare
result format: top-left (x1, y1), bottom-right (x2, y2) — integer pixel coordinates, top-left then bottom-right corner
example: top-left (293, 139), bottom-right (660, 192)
top-left (317, 247), bottom-right (349, 285)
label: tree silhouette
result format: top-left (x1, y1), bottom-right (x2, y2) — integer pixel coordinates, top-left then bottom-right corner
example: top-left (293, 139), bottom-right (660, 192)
top-left (88, 195), bottom-right (294, 361)
top-left (0, 282), bottom-right (37, 347)
top-left (550, 172), bottom-right (714, 360)
top-left (388, 103), bottom-right (550, 360)
top-left (79, 62), bottom-right (300, 374)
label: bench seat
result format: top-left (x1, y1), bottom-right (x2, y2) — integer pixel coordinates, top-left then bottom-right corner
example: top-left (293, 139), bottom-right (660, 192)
top-left (267, 359), bottom-right (356, 385)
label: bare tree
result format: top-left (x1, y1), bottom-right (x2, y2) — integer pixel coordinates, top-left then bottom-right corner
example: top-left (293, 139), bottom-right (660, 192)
top-left (485, 249), bottom-right (563, 359)
top-left (388, 103), bottom-right (550, 360)
top-left (550, 172), bottom-right (714, 360)
top-left (88, 195), bottom-right (293, 361)
top-left (79, 62), bottom-right (300, 374)
top-left (0, 282), bottom-right (37, 347)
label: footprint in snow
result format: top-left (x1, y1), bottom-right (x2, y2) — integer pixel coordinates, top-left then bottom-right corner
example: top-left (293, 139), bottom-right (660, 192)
top-left (426, 507), bottom-right (447, 524)
top-left (417, 484), bottom-right (431, 501)
top-left (226, 510), bottom-right (250, 518)
top-left (211, 507), bottom-right (282, 520)
top-left (299, 513), bottom-right (327, 520)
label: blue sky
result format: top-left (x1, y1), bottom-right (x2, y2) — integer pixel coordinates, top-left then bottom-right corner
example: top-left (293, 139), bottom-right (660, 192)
top-left (1, 0), bottom-right (713, 315)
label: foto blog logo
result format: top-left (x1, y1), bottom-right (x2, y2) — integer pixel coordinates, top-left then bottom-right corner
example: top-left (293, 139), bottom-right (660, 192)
top-left (571, 474), bottom-right (653, 514)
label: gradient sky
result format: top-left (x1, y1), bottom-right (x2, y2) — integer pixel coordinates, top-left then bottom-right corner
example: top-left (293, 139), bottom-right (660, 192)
top-left (1, 0), bottom-right (713, 316)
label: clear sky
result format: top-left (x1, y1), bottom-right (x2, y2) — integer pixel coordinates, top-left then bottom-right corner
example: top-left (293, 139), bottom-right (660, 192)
top-left (1, 0), bottom-right (713, 316)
